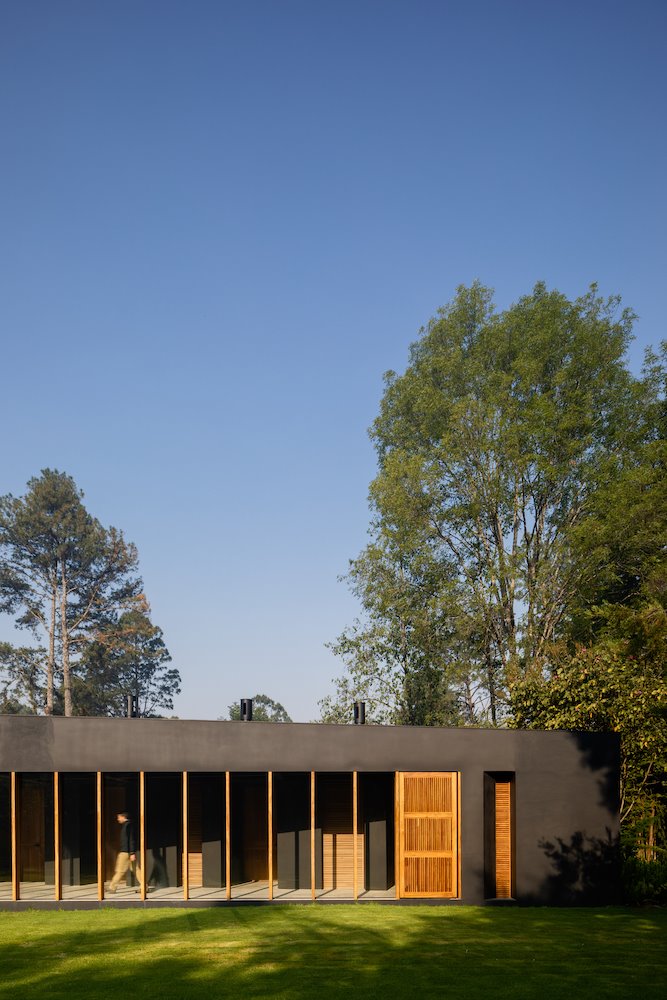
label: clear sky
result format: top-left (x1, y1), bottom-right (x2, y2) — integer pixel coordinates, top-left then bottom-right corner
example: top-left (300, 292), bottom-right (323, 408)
top-left (1, 1), bottom-right (665, 721)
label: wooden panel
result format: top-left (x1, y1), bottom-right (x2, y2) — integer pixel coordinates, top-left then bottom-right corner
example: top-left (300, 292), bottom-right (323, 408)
top-left (399, 772), bottom-right (458, 898)
top-left (404, 816), bottom-right (452, 852)
top-left (457, 764), bottom-right (462, 898)
top-left (320, 777), bottom-right (364, 891)
top-left (54, 772), bottom-right (61, 901)
top-left (187, 774), bottom-right (202, 890)
top-left (11, 773), bottom-right (18, 901)
top-left (96, 772), bottom-right (103, 901)
top-left (188, 854), bottom-right (202, 886)
top-left (404, 857), bottom-right (454, 895)
top-left (394, 771), bottom-right (400, 899)
top-left (139, 771), bottom-right (146, 901)
top-left (240, 778), bottom-right (268, 881)
top-left (310, 771), bottom-right (315, 900)
top-left (225, 772), bottom-right (231, 900)
top-left (495, 781), bottom-right (512, 899)
top-left (323, 833), bottom-right (365, 889)
top-left (404, 773), bottom-right (453, 813)
top-left (20, 781), bottom-right (45, 881)
top-left (182, 771), bottom-right (189, 900)
top-left (352, 772), bottom-right (358, 900)
top-left (268, 772), bottom-right (273, 901)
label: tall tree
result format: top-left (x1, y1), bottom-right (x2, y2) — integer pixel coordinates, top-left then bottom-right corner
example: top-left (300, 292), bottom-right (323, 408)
top-left (0, 642), bottom-right (45, 714)
top-left (324, 282), bottom-right (645, 724)
top-left (513, 350), bottom-right (667, 852)
top-left (74, 606), bottom-right (181, 718)
top-left (321, 542), bottom-right (464, 725)
top-left (0, 469), bottom-right (145, 715)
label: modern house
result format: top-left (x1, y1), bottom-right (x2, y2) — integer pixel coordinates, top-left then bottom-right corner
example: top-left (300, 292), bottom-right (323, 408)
top-left (0, 715), bottom-right (619, 907)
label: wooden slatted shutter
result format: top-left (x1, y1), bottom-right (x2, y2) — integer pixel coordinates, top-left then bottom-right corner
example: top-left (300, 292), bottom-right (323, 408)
top-left (399, 772), bottom-right (459, 898)
top-left (321, 778), bottom-right (364, 890)
top-left (494, 780), bottom-right (512, 899)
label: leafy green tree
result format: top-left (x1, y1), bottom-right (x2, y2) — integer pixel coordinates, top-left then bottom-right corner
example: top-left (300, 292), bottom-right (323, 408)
top-left (321, 542), bottom-right (464, 725)
top-left (516, 352), bottom-right (667, 854)
top-left (511, 601), bottom-right (667, 855)
top-left (0, 642), bottom-right (45, 714)
top-left (225, 693), bottom-right (292, 722)
top-left (324, 282), bottom-right (644, 724)
top-left (73, 607), bottom-right (181, 718)
top-left (0, 470), bottom-right (145, 715)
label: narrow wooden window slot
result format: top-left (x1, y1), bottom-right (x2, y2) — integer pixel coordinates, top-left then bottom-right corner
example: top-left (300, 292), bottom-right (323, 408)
top-left (484, 772), bottom-right (515, 900)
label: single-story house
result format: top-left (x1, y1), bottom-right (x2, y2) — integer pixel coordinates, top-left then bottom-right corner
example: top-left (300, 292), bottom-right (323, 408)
top-left (0, 715), bottom-right (619, 907)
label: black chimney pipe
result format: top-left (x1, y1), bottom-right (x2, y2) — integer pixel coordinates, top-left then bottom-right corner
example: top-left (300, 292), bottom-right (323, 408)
top-left (240, 698), bottom-right (253, 721)
top-left (353, 701), bottom-right (366, 725)
top-left (126, 694), bottom-right (138, 718)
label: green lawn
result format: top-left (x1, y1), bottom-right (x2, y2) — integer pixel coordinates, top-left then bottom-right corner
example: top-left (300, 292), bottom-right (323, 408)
top-left (0, 906), bottom-right (665, 1000)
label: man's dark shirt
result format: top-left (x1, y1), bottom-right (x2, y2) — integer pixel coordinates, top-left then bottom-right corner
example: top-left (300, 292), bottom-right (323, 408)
top-left (119, 820), bottom-right (136, 854)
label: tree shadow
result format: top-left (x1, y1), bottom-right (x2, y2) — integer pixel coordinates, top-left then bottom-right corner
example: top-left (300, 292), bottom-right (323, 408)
top-left (571, 731), bottom-right (621, 815)
top-left (0, 904), bottom-right (665, 1000)
top-left (524, 829), bottom-right (620, 906)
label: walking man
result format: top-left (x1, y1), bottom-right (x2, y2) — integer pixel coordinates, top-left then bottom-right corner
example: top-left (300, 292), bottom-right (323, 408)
top-left (108, 811), bottom-right (141, 893)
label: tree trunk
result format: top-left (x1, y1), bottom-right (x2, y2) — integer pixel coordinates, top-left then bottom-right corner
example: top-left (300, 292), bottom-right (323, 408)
top-left (60, 563), bottom-right (72, 717)
top-left (485, 639), bottom-right (497, 725)
top-left (45, 581), bottom-right (56, 716)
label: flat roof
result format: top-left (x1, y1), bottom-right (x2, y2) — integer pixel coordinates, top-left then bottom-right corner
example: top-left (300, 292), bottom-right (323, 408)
top-left (0, 715), bottom-right (619, 774)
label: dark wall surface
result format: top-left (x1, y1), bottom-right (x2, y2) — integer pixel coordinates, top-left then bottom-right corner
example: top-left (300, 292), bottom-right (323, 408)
top-left (0, 716), bottom-right (620, 904)
top-left (0, 716), bottom-right (617, 777)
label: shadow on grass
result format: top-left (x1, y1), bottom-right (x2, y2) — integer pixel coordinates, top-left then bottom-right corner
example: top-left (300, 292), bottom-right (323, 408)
top-left (0, 906), bottom-right (665, 1000)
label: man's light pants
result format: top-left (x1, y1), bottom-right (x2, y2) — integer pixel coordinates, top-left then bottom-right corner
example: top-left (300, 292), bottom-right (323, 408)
top-left (109, 851), bottom-right (141, 891)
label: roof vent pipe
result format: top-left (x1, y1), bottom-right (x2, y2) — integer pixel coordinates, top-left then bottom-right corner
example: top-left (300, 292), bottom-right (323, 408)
top-left (353, 701), bottom-right (366, 725)
top-left (240, 698), bottom-right (253, 722)
top-left (126, 694), bottom-right (138, 718)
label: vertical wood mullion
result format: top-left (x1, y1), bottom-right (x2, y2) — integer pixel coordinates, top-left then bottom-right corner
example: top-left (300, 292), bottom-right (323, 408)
top-left (267, 772), bottom-right (273, 900)
top-left (352, 771), bottom-right (358, 901)
top-left (11, 772), bottom-right (19, 901)
top-left (97, 772), bottom-right (103, 900)
top-left (183, 771), bottom-right (189, 900)
top-left (310, 771), bottom-right (316, 901)
top-left (397, 772), bottom-right (403, 899)
top-left (225, 772), bottom-right (231, 900)
top-left (54, 772), bottom-right (61, 901)
top-left (139, 772), bottom-right (146, 901)
top-left (457, 771), bottom-right (462, 900)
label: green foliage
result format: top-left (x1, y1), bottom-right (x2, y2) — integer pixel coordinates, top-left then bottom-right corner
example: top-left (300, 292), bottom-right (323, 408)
top-left (225, 693), bottom-right (292, 722)
top-left (528, 358), bottom-right (667, 854)
top-left (324, 282), bottom-right (644, 726)
top-left (0, 642), bottom-right (45, 713)
top-left (0, 470), bottom-right (178, 718)
top-left (511, 626), bottom-right (667, 838)
top-left (621, 853), bottom-right (667, 906)
top-left (324, 284), bottom-right (667, 859)
top-left (322, 542), bottom-right (461, 725)
top-left (73, 608), bottom-right (181, 718)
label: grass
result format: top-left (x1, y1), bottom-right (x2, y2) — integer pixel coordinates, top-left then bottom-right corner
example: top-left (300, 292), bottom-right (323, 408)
top-left (0, 906), bottom-right (665, 999)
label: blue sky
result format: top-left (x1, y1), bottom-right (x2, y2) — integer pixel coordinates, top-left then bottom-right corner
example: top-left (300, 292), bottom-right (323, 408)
top-left (1, 1), bottom-right (665, 721)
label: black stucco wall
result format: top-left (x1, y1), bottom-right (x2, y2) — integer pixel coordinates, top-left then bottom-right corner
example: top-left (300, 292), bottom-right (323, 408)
top-left (0, 716), bottom-right (620, 904)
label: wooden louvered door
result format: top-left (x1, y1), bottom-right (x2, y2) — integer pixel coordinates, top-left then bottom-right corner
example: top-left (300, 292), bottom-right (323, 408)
top-left (398, 772), bottom-right (459, 898)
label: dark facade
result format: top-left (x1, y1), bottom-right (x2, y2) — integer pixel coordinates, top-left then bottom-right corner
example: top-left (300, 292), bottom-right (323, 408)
top-left (0, 716), bottom-right (620, 907)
